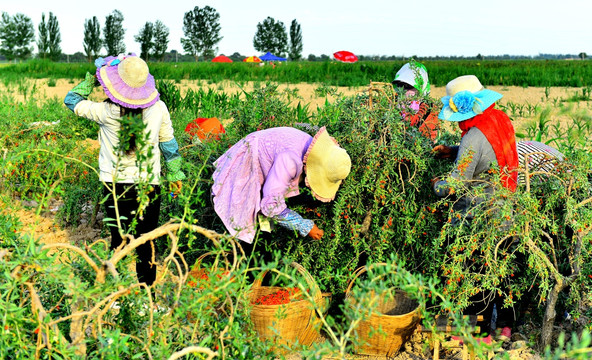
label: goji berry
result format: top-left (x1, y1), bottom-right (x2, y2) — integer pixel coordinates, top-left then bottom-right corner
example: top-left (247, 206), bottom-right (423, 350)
top-left (252, 287), bottom-right (301, 305)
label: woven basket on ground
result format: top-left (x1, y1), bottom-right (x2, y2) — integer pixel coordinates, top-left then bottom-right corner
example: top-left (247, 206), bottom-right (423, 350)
top-left (298, 291), bottom-right (332, 346)
top-left (345, 264), bottom-right (421, 357)
top-left (247, 262), bottom-right (328, 353)
top-left (186, 251), bottom-right (234, 321)
top-left (187, 251), bottom-right (234, 286)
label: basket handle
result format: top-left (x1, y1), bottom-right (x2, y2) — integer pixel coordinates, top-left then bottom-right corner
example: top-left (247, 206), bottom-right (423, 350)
top-left (251, 269), bottom-right (270, 290)
top-left (344, 262), bottom-right (390, 298)
top-left (290, 262), bottom-right (322, 300)
top-left (251, 262), bottom-right (322, 300)
top-left (193, 251), bottom-right (232, 271)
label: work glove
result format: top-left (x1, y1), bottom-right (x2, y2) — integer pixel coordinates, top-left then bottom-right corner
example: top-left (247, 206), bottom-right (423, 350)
top-left (432, 145), bottom-right (455, 159)
top-left (165, 157), bottom-right (187, 182)
top-left (71, 72), bottom-right (98, 98)
top-left (307, 224), bottom-right (324, 240)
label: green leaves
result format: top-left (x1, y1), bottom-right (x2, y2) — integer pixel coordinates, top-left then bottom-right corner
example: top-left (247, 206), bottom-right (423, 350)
top-left (253, 17), bottom-right (288, 57)
top-left (0, 12), bottom-right (35, 61)
top-left (181, 6), bottom-right (222, 61)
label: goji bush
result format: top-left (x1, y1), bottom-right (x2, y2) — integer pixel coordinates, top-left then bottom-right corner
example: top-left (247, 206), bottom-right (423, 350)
top-left (1, 71), bottom-right (592, 357)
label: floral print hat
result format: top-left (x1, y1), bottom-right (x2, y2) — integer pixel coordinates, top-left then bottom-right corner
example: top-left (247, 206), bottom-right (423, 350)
top-left (95, 54), bottom-right (160, 109)
top-left (438, 75), bottom-right (502, 122)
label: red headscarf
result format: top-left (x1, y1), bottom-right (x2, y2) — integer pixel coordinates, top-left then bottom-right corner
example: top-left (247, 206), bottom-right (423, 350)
top-left (458, 106), bottom-right (518, 191)
top-left (185, 117), bottom-right (225, 141)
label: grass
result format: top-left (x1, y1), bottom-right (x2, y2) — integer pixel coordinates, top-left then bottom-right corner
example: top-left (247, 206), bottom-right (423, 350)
top-left (1, 59), bottom-right (592, 87)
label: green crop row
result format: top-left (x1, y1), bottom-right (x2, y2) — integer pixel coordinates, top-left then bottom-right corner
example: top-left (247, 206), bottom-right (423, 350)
top-left (1, 59), bottom-right (592, 87)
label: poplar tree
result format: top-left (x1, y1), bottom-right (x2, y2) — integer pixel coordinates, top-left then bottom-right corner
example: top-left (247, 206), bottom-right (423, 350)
top-left (47, 12), bottom-right (61, 61)
top-left (37, 13), bottom-right (49, 59)
top-left (288, 19), bottom-right (303, 61)
top-left (253, 17), bottom-right (288, 57)
top-left (181, 6), bottom-right (222, 61)
top-left (103, 10), bottom-right (125, 56)
top-left (0, 12), bottom-right (35, 60)
top-left (83, 16), bottom-right (102, 62)
top-left (135, 22), bottom-right (153, 61)
top-left (152, 20), bottom-right (169, 62)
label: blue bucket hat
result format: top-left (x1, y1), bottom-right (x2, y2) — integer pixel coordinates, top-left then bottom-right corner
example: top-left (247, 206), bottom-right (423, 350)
top-left (438, 75), bottom-right (502, 122)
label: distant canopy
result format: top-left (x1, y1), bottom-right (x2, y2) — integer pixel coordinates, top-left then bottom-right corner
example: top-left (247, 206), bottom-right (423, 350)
top-left (333, 50), bottom-right (358, 63)
top-left (243, 56), bottom-right (262, 63)
top-left (259, 52), bottom-right (287, 61)
top-left (212, 55), bottom-right (233, 63)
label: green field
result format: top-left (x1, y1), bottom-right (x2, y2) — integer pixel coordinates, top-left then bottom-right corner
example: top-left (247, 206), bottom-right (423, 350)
top-left (0, 62), bottom-right (592, 359)
top-left (1, 59), bottom-right (591, 87)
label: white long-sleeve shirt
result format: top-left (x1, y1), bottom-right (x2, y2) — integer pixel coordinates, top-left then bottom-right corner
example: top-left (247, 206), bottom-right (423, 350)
top-left (73, 99), bottom-right (175, 185)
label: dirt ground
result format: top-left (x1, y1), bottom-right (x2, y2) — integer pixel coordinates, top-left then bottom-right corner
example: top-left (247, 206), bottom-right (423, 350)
top-left (283, 330), bottom-right (543, 360)
top-left (27, 78), bottom-right (582, 106)
top-left (6, 79), bottom-right (592, 359)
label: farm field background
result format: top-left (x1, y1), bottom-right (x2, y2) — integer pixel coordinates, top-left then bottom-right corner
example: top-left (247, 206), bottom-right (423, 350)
top-left (1, 60), bottom-right (592, 359)
top-left (11, 77), bottom-right (588, 131)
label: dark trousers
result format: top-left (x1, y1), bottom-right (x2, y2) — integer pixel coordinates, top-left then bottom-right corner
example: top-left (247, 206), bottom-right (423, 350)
top-left (104, 183), bottom-right (161, 286)
top-left (239, 233), bottom-right (278, 285)
top-left (463, 240), bottom-right (522, 336)
top-left (446, 234), bottom-right (520, 336)
top-left (464, 290), bottom-right (515, 336)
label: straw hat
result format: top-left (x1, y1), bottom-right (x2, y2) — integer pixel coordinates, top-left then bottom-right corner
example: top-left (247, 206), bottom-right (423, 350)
top-left (303, 127), bottom-right (351, 202)
top-left (96, 54), bottom-right (159, 109)
top-left (392, 61), bottom-right (430, 95)
top-left (438, 75), bottom-right (502, 122)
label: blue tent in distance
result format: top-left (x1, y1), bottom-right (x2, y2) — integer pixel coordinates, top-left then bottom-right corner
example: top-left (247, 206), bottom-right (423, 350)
top-left (259, 52), bottom-right (287, 61)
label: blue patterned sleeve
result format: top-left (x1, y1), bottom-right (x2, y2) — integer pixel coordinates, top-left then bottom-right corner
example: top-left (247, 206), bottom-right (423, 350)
top-left (273, 208), bottom-right (314, 237)
top-left (159, 138), bottom-right (186, 181)
top-left (64, 92), bottom-right (85, 112)
top-left (159, 138), bottom-right (182, 162)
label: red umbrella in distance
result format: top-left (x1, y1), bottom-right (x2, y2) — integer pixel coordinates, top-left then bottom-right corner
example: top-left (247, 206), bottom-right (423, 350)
top-left (333, 50), bottom-right (358, 63)
top-left (212, 55), bottom-right (233, 63)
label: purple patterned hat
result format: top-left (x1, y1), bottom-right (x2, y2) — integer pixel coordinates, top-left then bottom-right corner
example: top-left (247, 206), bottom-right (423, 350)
top-left (96, 54), bottom-right (159, 109)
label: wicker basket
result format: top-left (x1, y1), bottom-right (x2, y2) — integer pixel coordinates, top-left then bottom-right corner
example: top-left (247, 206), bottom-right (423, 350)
top-left (247, 262), bottom-right (327, 353)
top-left (345, 264), bottom-right (421, 357)
top-left (187, 251), bottom-right (233, 286)
top-left (186, 251), bottom-right (234, 322)
top-left (298, 291), bottom-right (332, 346)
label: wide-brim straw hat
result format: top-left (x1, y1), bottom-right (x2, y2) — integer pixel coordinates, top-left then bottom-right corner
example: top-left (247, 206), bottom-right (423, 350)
top-left (303, 127), bottom-right (351, 202)
top-left (438, 75), bottom-right (502, 122)
top-left (96, 54), bottom-right (159, 109)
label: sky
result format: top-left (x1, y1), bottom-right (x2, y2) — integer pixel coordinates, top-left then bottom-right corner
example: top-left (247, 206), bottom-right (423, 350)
top-left (3, 0), bottom-right (591, 58)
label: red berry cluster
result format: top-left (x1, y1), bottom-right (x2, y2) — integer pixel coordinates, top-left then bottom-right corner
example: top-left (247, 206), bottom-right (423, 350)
top-left (252, 287), bottom-right (301, 305)
top-left (187, 269), bottom-right (230, 288)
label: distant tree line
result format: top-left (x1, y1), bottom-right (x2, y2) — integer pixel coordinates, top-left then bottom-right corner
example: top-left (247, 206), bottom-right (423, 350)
top-left (0, 8), bottom-right (587, 63)
top-left (0, 6), bottom-right (305, 63)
